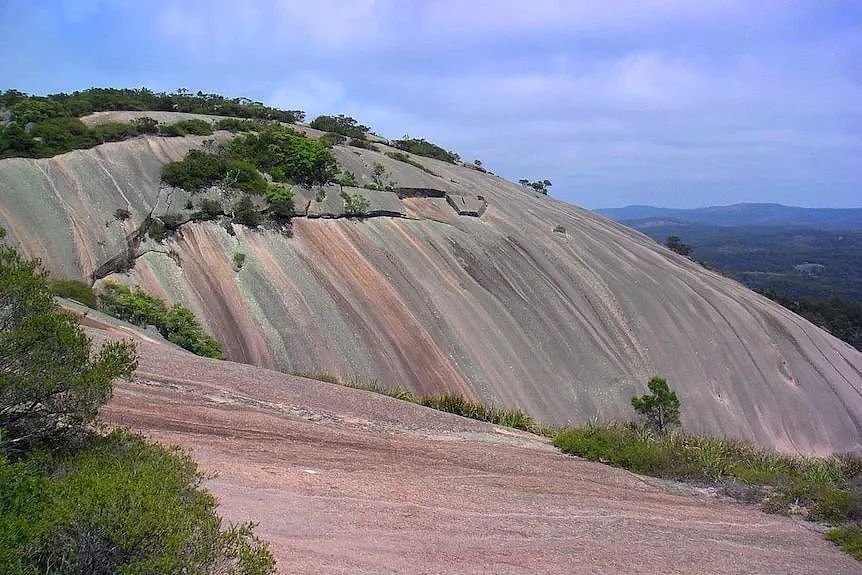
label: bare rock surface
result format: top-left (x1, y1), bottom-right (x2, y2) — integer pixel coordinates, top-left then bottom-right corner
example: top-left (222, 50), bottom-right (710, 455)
top-left (1, 114), bottom-right (861, 454)
top-left (92, 321), bottom-right (860, 575)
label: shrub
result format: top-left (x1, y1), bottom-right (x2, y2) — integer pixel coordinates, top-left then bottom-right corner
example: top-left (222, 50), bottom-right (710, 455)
top-left (553, 224), bottom-right (566, 234)
top-left (0, 232), bottom-right (137, 455)
top-left (341, 191), bottom-right (370, 215)
top-left (195, 198), bottom-right (224, 220)
top-left (0, 430), bottom-right (275, 574)
top-left (233, 252), bottom-right (246, 270)
top-left (265, 184), bottom-right (294, 219)
top-left (348, 137), bottom-right (377, 150)
top-left (319, 132), bottom-right (347, 146)
top-left (631, 377), bottom-right (681, 434)
top-left (232, 195), bottom-right (261, 227)
top-left (392, 137), bottom-right (459, 163)
top-left (666, 235), bottom-right (693, 256)
top-left (98, 281), bottom-right (223, 359)
top-left (114, 208), bottom-right (131, 221)
top-left (161, 149), bottom-right (225, 191)
top-left (826, 525), bottom-right (862, 560)
top-left (309, 114), bottom-right (369, 139)
top-left (337, 170), bottom-right (359, 187)
top-left (222, 159), bottom-right (267, 195)
top-left (225, 125), bottom-right (338, 187)
top-left (131, 116), bottom-right (160, 134)
top-left (148, 218), bottom-right (168, 242)
top-left (159, 118), bottom-right (214, 137)
top-left (214, 117), bottom-right (269, 133)
top-left (49, 278), bottom-right (97, 308)
top-left (384, 151), bottom-right (437, 175)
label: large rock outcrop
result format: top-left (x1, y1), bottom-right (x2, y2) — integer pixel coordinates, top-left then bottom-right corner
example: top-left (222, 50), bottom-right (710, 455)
top-left (1, 114), bottom-right (860, 454)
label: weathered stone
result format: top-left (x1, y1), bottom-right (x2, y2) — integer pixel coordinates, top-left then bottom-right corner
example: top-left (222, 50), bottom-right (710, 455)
top-left (446, 193), bottom-right (487, 217)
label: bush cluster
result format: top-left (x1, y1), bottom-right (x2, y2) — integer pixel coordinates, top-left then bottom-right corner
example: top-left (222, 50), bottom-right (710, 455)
top-left (49, 278), bottom-right (98, 308)
top-left (392, 137), bottom-right (460, 163)
top-left (309, 114), bottom-right (368, 139)
top-left (98, 281), bottom-right (223, 359)
top-left (385, 151), bottom-right (438, 175)
top-left (0, 87), bottom-right (304, 159)
top-left (296, 373), bottom-right (537, 433)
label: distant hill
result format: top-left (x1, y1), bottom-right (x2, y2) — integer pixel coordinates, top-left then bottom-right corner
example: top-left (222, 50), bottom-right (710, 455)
top-left (597, 203), bottom-right (862, 229)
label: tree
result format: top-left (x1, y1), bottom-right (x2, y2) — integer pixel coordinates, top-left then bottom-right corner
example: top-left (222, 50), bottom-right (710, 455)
top-left (666, 236), bottom-right (693, 257)
top-left (631, 377), bottom-right (681, 434)
top-left (518, 179), bottom-right (530, 187)
top-left (0, 228), bottom-right (137, 455)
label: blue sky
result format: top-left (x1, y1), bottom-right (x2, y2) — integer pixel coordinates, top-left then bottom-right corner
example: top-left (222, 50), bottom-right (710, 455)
top-left (1, 0), bottom-right (860, 208)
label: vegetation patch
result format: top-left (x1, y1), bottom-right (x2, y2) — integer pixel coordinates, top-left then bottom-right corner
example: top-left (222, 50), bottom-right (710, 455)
top-left (0, 226), bottom-right (276, 573)
top-left (309, 114), bottom-right (369, 139)
top-left (341, 191), bottom-right (371, 215)
top-left (98, 281), bottom-right (223, 358)
top-left (392, 137), bottom-right (460, 163)
top-left (553, 377), bottom-right (862, 561)
top-left (385, 151), bottom-right (439, 176)
top-left (553, 224), bottom-right (567, 234)
top-left (518, 178), bottom-right (552, 195)
top-left (0, 87), bottom-right (303, 159)
top-left (49, 278), bottom-right (97, 308)
top-left (295, 372), bottom-right (537, 433)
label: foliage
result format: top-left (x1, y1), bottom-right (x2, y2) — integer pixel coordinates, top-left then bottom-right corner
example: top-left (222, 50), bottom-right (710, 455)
top-left (0, 234), bottom-right (136, 455)
top-left (309, 114), bottom-right (368, 139)
top-left (223, 159), bottom-right (268, 194)
top-left (49, 278), bottom-right (97, 308)
top-left (233, 252), bottom-right (246, 270)
top-left (341, 191), bottom-right (371, 215)
top-left (392, 137), bottom-right (459, 163)
top-left (295, 372), bottom-right (537, 433)
top-left (159, 118), bottom-right (214, 137)
top-left (195, 198), bottom-right (224, 220)
top-left (232, 195), bottom-right (262, 227)
top-left (761, 291), bottom-right (862, 351)
top-left (264, 184), bottom-right (295, 219)
top-left (553, 422), bottom-right (862, 529)
top-left (0, 87), bottom-right (304, 159)
top-left (0, 430), bottom-right (275, 574)
top-left (384, 151), bottom-right (438, 175)
top-left (518, 179), bottom-right (552, 195)
top-left (337, 170), bottom-right (359, 187)
top-left (214, 117), bottom-right (270, 133)
top-left (631, 377), bottom-right (681, 434)
top-left (826, 525), bottom-right (862, 560)
top-left (98, 281), bottom-right (223, 359)
top-left (160, 149), bottom-right (225, 191)
top-left (553, 224), bottom-right (567, 234)
top-left (348, 138), bottom-right (378, 150)
top-left (319, 132), bottom-right (346, 146)
top-left (666, 235), bottom-right (694, 256)
top-left (113, 208), bottom-right (131, 221)
top-left (224, 125), bottom-right (338, 187)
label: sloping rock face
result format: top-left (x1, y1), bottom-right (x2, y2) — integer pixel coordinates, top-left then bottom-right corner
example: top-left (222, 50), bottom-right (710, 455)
top-left (1, 120), bottom-right (861, 454)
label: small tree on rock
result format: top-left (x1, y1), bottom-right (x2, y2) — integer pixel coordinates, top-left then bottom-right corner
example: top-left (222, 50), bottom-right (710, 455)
top-left (631, 377), bottom-right (681, 434)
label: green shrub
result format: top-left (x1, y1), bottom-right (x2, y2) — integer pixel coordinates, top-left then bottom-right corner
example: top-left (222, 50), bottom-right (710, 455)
top-left (232, 195), bottom-right (261, 227)
top-left (319, 132), bottom-right (347, 146)
top-left (49, 278), bottom-right (97, 308)
top-left (233, 252), bottom-right (246, 270)
top-left (0, 233), bottom-right (136, 455)
top-left (826, 525), bottom-right (862, 560)
top-left (132, 116), bottom-right (160, 134)
top-left (214, 117), bottom-right (269, 133)
top-left (348, 137), bottom-right (377, 150)
top-left (384, 151), bottom-right (437, 175)
top-left (341, 191), bottom-right (370, 215)
top-left (223, 158), bottom-right (267, 194)
top-left (631, 377), bottom-right (681, 434)
top-left (162, 149), bottom-right (225, 191)
top-left (553, 224), bottom-right (566, 234)
top-left (337, 170), bottom-right (358, 187)
top-left (98, 281), bottom-right (223, 359)
top-left (0, 430), bottom-right (275, 574)
top-left (148, 218), bottom-right (168, 241)
top-left (195, 198), bottom-right (224, 220)
top-left (265, 184), bottom-right (294, 219)
top-left (159, 118), bottom-right (214, 137)
top-left (309, 114), bottom-right (368, 139)
top-left (114, 207), bottom-right (131, 221)
top-left (392, 137), bottom-right (459, 163)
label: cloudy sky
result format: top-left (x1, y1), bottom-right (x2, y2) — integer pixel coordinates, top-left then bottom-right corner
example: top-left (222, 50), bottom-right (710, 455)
top-left (1, 1), bottom-right (860, 208)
